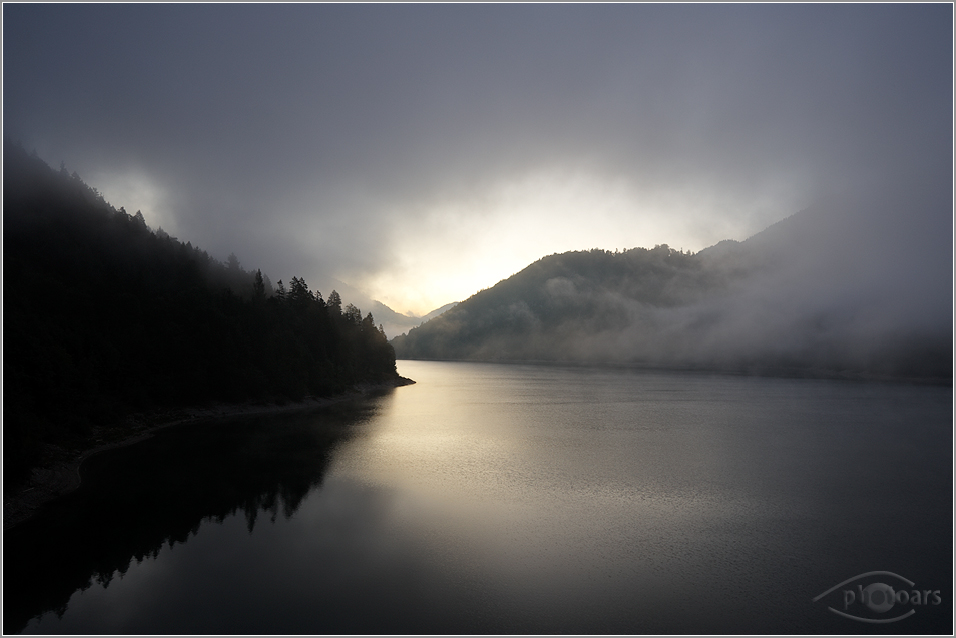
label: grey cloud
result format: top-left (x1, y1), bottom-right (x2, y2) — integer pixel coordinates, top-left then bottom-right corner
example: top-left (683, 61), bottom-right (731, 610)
top-left (4, 4), bottom-right (951, 303)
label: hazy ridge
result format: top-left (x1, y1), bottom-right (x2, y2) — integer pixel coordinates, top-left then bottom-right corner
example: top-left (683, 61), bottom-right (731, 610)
top-left (393, 188), bottom-right (952, 382)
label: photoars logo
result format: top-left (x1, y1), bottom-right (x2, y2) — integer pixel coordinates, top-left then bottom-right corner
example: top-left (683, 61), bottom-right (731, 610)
top-left (812, 571), bottom-right (942, 624)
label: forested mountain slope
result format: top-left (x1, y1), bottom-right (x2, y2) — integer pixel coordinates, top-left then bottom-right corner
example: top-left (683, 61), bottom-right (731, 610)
top-left (393, 188), bottom-right (952, 382)
top-left (4, 141), bottom-right (400, 481)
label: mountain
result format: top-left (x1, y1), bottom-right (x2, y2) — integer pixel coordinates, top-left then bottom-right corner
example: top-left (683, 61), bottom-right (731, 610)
top-left (419, 302), bottom-right (459, 325)
top-left (370, 301), bottom-right (420, 341)
top-left (392, 186), bottom-right (952, 382)
top-left (372, 301), bottom-right (460, 339)
top-left (3, 141), bottom-right (402, 481)
top-left (305, 275), bottom-right (411, 340)
top-left (302, 275), bottom-right (454, 340)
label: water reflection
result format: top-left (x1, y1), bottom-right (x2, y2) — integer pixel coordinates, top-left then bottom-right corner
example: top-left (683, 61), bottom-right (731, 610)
top-left (4, 363), bottom-right (952, 634)
top-left (3, 397), bottom-right (383, 635)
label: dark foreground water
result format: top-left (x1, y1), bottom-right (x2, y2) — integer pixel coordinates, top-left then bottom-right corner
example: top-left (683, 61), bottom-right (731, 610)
top-left (5, 361), bottom-right (952, 634)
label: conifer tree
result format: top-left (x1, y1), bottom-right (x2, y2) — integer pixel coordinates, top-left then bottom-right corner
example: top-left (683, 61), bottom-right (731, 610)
top-left (253, 269), bottom-right (265, 300)
top-left (327, 290), bottom-right (342, 314)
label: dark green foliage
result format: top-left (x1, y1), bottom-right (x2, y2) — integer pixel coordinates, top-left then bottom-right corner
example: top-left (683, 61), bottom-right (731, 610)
top-left (3, 140), bottom-right (398, 481)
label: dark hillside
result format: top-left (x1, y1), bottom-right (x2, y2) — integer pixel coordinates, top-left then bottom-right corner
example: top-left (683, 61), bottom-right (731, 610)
top-left (393, 192), bottom-right (951, 382)
top-left (392, 245), bottom-right (723, 361)
top-left (4, 141), bottom-right (399, 482)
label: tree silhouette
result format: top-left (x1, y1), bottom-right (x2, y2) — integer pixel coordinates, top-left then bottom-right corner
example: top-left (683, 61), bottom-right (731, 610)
top-left (253, 269), bottom-right (266, 300)
top-left (3, 139), bottom-right (401, 483)
top-left (327, 290), bottom-right (342, 314)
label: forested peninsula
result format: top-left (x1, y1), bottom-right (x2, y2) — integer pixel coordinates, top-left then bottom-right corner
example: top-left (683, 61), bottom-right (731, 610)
top-left (4, 140), bottom-right (407, 487)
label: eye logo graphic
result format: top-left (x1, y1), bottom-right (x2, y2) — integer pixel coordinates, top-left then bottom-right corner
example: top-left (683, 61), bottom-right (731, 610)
top-left (813, 571), bottom-right (943, 624)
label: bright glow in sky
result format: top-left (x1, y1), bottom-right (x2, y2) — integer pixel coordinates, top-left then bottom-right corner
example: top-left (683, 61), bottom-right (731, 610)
top-left (4, 4), bottom-right (950, 318)
top-left (357, 168), bottom-right (807, 315)
top-left (90, 170), bottom-right (178, 238)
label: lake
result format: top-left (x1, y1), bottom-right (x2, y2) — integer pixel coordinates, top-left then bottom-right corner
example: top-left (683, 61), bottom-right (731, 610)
top-left (5, 360), bottom-right (952, 634)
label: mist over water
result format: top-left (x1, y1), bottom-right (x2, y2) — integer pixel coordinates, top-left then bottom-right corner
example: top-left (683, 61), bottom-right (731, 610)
top-left (394, 177), bottom-right (952, 382)
top-left (7, 361), bottom-right (950, 634)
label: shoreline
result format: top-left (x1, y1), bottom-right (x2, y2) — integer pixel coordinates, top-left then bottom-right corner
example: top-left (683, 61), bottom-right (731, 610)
top-left (396, 357), bottom-right (951, 387)
top-left (3, 376), bottom-right (415, 531)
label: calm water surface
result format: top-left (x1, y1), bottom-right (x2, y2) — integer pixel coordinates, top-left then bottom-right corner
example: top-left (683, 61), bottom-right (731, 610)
top-left (6, 361), bottom-right (952, 633)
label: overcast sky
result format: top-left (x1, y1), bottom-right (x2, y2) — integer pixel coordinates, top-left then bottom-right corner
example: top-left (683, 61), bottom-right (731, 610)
top-left (4, 4), bottom-right (952, 315)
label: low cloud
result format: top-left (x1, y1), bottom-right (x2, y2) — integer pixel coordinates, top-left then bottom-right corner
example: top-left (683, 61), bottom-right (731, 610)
top-left (4, 4), bottom-right (950, 313)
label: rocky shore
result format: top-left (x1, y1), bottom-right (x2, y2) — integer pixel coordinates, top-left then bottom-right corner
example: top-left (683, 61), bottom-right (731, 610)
top-left (3, 376), bottom-right (415, 530)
